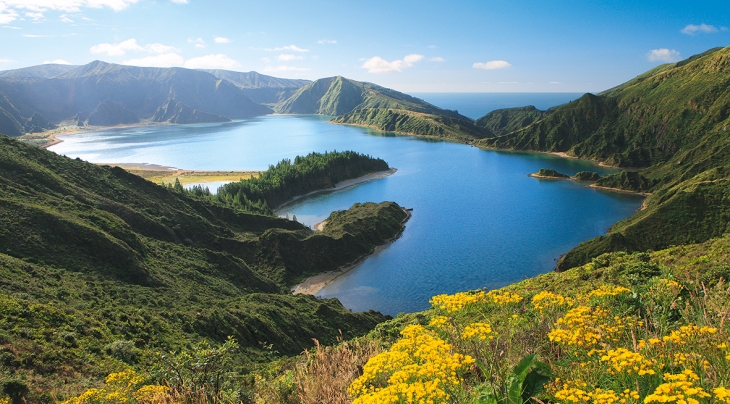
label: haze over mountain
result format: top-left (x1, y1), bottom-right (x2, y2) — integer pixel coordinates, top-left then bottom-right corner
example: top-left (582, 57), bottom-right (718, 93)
top-left (0, 61), bottom-right (310, 137)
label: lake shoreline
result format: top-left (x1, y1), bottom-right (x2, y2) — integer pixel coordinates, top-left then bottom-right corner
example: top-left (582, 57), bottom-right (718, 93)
top-left (274, 167), bottom-right (398, 213)
top-left (291, 208), bottom-right (412, 296)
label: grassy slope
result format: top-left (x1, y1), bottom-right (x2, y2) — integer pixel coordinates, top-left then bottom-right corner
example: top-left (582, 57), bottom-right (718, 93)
top-left (275, 76), bottom-right (465, 119)
top-left (0, 135), bottom-right (408, 401)
top-left (332, 108), bottom-right (491, 140)
top-left (474, 106), bottom-right (550, 137)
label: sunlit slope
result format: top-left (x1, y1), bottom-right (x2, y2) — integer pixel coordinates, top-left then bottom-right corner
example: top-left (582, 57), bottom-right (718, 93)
top-left (481, 47), bottom-right (730, 168)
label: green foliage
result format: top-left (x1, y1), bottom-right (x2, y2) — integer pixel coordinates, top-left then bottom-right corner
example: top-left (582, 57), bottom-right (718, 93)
top-left (155, 337), bottom-right (239, 398)
top-left (573, 171), bottom-right (600, 181)
top-left (332, 108), bottom-right (490, 140)
top-left (475, 106), bottom-right (550, 137)
top-left (595, 171), bottom-right (655, 192)
top-left (215, 150), bottom-right (389, 214)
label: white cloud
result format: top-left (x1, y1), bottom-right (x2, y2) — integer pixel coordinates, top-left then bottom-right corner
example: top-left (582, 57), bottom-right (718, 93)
top-left (265, 44), bottom-right (309, 52)
top-left (473, 60), bottom-right (511, 70)
top-left (499, 81), bottom-right (519, 84)
top-left (430, 56), bottom-right (445, 62)
top-left (214, 36), bottom-right (230, 44)
top-left (2, 26), bottom-right (22, 29)
top-left (647, 48), bottom-right (681, 62)
top-left (318, 39), bottom-right (336, 44)
top-left (170, 0), bottom-right (188, 3)
top-left (184, 53), bottom-right (238, 69)
top-left (123, 53), bottom-right (184, 67)
top-left (91, 38), bottom-right (179, 56)
top-left (25, 11), bottom-right (44, 20)
top-left (261, 57), bottom-right (270, 63)
top-left (278, 53), bottom-right (303, 61)
top-left (0, 0), bottom-right (139, 13)
top-left (263, 65), bottom-right (310, 72)
top-left (91, 38), bottom-right (142, 55)
top-left (189, 37), bottom-right (205, 49)
top-left (681, 23), bottom-right (719, 35)
top-left (23, 33), bottom-right (52, 37)
top-left (0, 58), bottom-right (16, 63)
top-left (0, 4), bottom-right (19, 24)
top-left (43, 59), bottom-right (72, 64)
top-left (548, 81), bottom-right (561, 84)
top-left (144, 43), bottom-right (176, 53)
top-left (60, 14), bottom-right (73, 22)
top-left (361, 53), bottom-right (424, 73)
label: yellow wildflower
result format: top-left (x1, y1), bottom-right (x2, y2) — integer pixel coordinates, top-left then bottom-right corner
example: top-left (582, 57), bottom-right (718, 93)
top-left (531, 291), bottom-right (574, 313)
top-left (461, 322), bottom-right (497, 341)
top-left (600, 348), bottom-right (656, 376)
top-left (349, 324), bottom-right (474, 404)
top-left (430, 291), bottom-right (487, 313)
top-left (714, 387), bottom-right (730, 403)
top-left (428, 315), bottom-right (450, 330)
top-left (548, 306), bottom-right (636, 349)
top-left (587, 285), bottom-right (631, 298)
top-left (644, 370), bottom-right (711, 404)
top-left (486, 290), bottom-right (523, 305)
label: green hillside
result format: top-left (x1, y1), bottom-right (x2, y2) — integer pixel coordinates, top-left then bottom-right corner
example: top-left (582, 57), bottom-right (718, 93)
top-left (332, 108), bottom-right (491, 140)
top-left (275, 76), bottom-right (467, 120)
top-left (0, 135), bottom-right (405, 401)
top-left (475, 105), bottom-right (551, 137)
top-left (475, 45), bottom-right (730, 270)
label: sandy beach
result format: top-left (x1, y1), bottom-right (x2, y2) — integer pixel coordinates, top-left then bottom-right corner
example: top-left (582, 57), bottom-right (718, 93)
top-left (275, 167), bottom-right (398, 212)
top-left (291, 208), bottom-right (411, 295)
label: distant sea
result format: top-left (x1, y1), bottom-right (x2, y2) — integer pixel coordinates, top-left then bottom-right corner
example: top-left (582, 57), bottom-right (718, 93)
top-left (411, 92), bottom-right (584, 120)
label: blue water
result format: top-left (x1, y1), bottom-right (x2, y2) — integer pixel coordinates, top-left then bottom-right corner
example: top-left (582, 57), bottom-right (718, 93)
top-left (49, 98), bottom-right (642, 316)
top-left (411, 92), bottom-right (584, 120)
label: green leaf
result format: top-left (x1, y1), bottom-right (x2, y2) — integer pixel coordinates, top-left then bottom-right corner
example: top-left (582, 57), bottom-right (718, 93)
top-left (506, 354), bottom-right (536, 404)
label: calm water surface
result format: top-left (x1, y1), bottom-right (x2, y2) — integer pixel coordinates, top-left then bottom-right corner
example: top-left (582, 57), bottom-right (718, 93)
top-left (50, 99), bottom-right (642, 315)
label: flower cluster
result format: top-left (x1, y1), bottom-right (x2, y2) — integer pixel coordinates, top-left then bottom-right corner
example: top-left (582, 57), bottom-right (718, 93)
top-left (554, 381), bottom-right (639, 404)
top-left (644, 370), bottom-right (710, 404)
top-left (348, 325), bottom-right (474, 404)
top-left (461, 322), bottom-right (497, 341)
top-left (486, 290), bottom-right (523, 305)
top-left (61, 370), bottom-right (170, 404)
top-left (430, 291), bottom-right (487, 313)
top-left (662, 324), bottom-right (718, 345)
top-left (587, 285), bottom-right (631, 298)
top-left (600, 348), bottom-right (656, 376)
top-left (714, 387), bottom-right (730, 403)
top-left (531, 291), bottom-right (573, 313)
top-left (428, 315), bottom-right (450, 329)
top-left (548, 306), bottom-right (635, 349)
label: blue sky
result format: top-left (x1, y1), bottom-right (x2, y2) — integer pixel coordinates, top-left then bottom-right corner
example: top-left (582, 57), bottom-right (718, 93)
top-left (0, 0), bottom-right (728, 92)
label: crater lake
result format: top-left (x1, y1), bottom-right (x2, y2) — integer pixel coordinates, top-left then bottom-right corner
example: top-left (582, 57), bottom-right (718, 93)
top-left (49, 94), bottom-right (643, 315)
